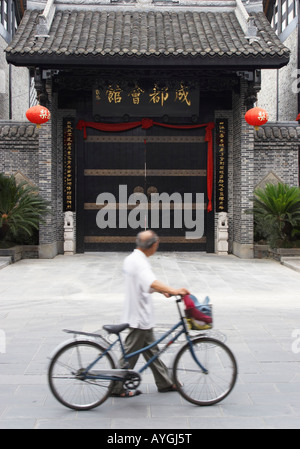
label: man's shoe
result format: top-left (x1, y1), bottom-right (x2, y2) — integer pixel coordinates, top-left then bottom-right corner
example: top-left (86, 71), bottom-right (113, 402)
top-left (111, 390), bottom-right (142, 398)
top-left (158, 385), bottom-right (178, 393)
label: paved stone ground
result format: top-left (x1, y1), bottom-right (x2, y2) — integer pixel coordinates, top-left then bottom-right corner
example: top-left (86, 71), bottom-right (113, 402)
top-left (282, 257), bottom-right (300, 274)
top-left (0, 252), bottom-right (300, 429)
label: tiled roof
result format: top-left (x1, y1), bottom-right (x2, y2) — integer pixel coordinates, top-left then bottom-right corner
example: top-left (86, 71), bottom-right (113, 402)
top-left (0, 121), bottom-right (38, 140)
top-left (6, 9), bottom-right (289, 66)
top-left (255, 122), bottom-right (300, 141)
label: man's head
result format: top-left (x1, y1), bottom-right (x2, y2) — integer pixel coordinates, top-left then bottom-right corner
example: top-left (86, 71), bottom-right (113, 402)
top-left (136, 230), bottom-right (159, 256)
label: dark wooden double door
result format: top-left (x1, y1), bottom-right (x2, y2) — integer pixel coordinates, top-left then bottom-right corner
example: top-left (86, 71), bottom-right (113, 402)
top-left (77, 123), bottom-right (214, 252)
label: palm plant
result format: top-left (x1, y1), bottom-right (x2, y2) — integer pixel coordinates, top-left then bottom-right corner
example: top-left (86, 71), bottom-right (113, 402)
top-left (252, 183), bottom-right (300, 248)
top-left (0, 173), bottom-right (50, 243)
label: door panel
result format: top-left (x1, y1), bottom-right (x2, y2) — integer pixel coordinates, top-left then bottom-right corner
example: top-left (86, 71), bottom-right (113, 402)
top-left (80, 125), bottom-right (210, 251)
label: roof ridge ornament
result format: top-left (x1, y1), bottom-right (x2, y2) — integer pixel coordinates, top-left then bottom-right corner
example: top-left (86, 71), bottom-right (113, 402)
top-left (35, 0), bottom-right (56, 38)
top-left (246, 16), bottom-right (259, 43)
top-left (235, 0), bottom-right (259, 43)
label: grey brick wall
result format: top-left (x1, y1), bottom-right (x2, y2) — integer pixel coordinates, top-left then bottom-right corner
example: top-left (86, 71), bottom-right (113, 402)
top-left (0, 121), bottom-right (39, 184)
top-left (254, 122), bottom-right (300, 187)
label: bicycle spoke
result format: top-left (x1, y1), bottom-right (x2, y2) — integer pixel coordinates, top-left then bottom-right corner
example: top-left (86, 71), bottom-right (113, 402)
top-left (173, 337), bottom-right (237, 406)
top-left (48, 341), bottom-right (115, 410)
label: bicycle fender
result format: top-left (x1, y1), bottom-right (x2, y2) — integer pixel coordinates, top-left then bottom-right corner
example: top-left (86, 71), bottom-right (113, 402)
top-left (190, 333), bottom-right (209, 341)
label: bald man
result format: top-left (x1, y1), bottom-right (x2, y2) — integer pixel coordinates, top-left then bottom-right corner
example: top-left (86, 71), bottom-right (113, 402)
top-left (111, 230), bottom-right (190, 398)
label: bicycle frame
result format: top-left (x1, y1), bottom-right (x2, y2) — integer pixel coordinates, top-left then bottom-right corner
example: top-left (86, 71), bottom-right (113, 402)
top-left (49, 296), bottom-right (239, 411)
top-left (123, 320), bottom-right (186, 373)
top-left (83, 298), bottom-right (208, 379)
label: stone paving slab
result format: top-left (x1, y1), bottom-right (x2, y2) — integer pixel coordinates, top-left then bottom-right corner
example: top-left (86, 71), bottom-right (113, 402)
top-left (0, 252), bottom-right (300, 429)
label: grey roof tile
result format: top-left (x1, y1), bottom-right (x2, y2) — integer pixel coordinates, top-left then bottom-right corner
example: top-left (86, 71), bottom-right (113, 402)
top-left (0, 121), bottom-right (38, 139)
top-left (6, 9), bottom-right (290, 64)
top-left (255, 123), bottom-right (300, 141)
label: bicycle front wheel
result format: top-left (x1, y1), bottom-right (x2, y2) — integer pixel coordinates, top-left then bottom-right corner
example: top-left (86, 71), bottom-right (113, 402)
top-left (173, 337), bottom-right (237, 406)
top-left (48, 340), bottom-right (116, 411)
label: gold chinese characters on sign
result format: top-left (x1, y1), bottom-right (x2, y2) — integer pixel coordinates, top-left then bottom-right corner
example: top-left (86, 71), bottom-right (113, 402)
top-left (216, 119), bottom-right (228, 213)
top-left (101, 83), bottom-right (192, 107)
top-left (106, 85), bottom-right (123, 104)
top-left (128, 86), bottom-right (145, 105)
top-left (149, 84), bottom-right (169, 106)
top-left (93, 81), bottom-right (199, 117)
top-left (63, 119), bottom-right (75, 212)
top-left (175, 83), bottom-right (191, 106)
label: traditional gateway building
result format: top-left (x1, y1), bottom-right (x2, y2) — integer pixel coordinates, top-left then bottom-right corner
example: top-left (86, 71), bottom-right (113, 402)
top-left (4, 0), bottom-right (294, 258)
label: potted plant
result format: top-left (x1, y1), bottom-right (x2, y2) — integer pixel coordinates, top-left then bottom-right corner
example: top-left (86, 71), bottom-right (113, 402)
top-left (0, 173), bottom-right (50, 248)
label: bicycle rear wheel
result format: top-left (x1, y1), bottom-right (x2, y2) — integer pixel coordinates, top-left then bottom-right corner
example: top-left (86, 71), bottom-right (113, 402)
top-left (173, 337), bottom-right (237, 406)
top-left (48, 340), bottom-right (116, 411)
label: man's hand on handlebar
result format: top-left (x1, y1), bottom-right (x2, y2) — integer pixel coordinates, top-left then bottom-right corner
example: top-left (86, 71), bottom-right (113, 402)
top-left (150, 280), bottom-right (190, 298)
top-left (163, 288), bottom-right (190, 298)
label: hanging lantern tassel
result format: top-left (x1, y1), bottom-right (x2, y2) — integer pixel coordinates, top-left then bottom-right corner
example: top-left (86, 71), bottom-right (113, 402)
top-left (26, 105), bottom-right (51, 128)
top-left (245, 107), bottom-right (269, 131)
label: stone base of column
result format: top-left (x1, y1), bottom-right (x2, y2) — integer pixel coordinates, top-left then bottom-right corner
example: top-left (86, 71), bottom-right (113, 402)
top-left (38, 241), bottom-right (63, 259)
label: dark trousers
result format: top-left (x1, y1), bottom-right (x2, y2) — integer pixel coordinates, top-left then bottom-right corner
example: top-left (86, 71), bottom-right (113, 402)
top-left (112, 328), bottom-right (173, 394)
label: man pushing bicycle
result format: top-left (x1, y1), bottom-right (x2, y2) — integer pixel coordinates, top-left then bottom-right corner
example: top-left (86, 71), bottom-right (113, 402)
top-left (111, 230), bottom-right (190, 398)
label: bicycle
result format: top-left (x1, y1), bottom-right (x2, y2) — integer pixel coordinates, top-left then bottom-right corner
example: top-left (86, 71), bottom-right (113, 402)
top-left (48, 297), bottom-right (237, 411)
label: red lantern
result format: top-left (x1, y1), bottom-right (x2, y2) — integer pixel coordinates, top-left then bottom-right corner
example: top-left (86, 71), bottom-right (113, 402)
top-left (245, 107), bottom-right (269, 130)
top-left (26, 105), bottom-right (51, 128)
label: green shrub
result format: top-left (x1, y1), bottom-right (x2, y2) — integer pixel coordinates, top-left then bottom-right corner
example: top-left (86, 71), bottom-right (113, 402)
top-left (0, 173), bottom-right (50, 244)
top-left (251, 183), bottom-right (300, 248)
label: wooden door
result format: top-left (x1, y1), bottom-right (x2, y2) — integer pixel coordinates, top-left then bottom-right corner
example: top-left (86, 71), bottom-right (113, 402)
top-left (77, 124), bottom-right (212, 252)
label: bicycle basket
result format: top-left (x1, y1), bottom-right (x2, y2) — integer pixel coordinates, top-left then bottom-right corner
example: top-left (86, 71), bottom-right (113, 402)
top-left (183, 295), bottom-right (213, 331)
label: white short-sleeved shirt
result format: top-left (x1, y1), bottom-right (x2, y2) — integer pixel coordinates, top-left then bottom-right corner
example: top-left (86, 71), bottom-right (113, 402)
top-left (121, 249), bottom-right (157, 330)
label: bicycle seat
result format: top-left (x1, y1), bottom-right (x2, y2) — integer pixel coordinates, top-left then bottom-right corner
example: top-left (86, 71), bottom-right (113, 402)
top-left (103, 323), bottom-right (130, 335)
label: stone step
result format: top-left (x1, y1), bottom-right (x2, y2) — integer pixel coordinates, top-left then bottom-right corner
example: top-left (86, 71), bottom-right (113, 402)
top-left (0, 257), bottom-right (11, 270)
top-left (281, 257), bottom-right (300, 274)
